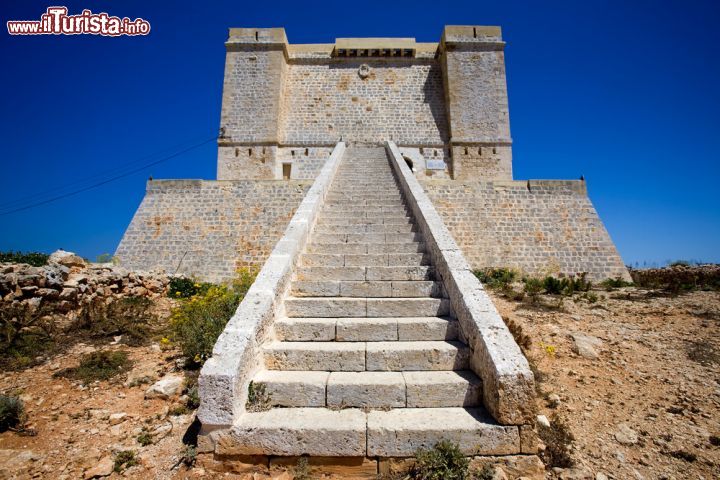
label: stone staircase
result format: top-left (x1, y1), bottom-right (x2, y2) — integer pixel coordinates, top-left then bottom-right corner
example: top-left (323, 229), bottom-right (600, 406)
top-left (229, 146), bottom-right (520, 457)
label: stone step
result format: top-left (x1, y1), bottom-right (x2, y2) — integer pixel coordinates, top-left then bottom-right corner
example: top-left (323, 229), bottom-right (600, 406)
top-left (325, 194), bottom-right (403, 201)
top-left (294, 266), bottom-right (436, 282)
top-left (263, 341), bottom-right (366, 371)
top-left (366, 408), bottom-right (520, 456)
top-left (309, 233), bottom-right (421, 244)
top-left (300, 253), bottom-right (428, 268)
top-left (284, 297), bottom-right (450, 318)
top-left (366, 341), bottom-right (469, 371)
top-left (274, 316), bottom-right (458, 342)
top-left (228, 408), bottom-right (367, 456)
top-left (313, 224), bottom-right (415, 235)
top-left (365, 266), bottom-right (435, 281)
top-left (321, 211), bottom-right (410, 219)
top-left (326, 372), bottom-right (405, 408)
top-left (324, 199), bottom-right (405, 207)
top-left (316, 216), bottom-right (413, 226)
top-left (263, 340), bottom-right (468, 371)
top-left (251, 370), bottom-right (482, 408)
top-left (291, 280), bottom-right (441, 298)
top-left (306, 242), bottom-right (425, 255)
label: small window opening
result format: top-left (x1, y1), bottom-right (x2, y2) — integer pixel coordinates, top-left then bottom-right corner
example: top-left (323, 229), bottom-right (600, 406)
top-left (282, 163), bottom-right (292, 180)
top-left (235, 148), bottom-right (239, 157)
top-left (255, 31), bottom-right (258, 41)
top-left (291, 150), bottom-right (295, 157)
top-left (305, 148), bottom-right (309, 156)
top-left (464, 147), bottom-right (468, 155)
top-left (248, 148), bottom-right (253, 156)
top-left (473, 27), bottom-right (477, 38)
top-left (493, 147), bottom-right (497, 155)
top-left (478, 147), bottom-right (482, 155)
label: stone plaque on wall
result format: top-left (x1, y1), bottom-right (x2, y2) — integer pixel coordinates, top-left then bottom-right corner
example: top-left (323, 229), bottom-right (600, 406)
top-left (426, 160), bottom-right (447, 170)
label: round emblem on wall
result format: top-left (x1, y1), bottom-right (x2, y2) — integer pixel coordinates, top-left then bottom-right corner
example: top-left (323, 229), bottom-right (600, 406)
top-left (358, 64), bottom-right (371, 79)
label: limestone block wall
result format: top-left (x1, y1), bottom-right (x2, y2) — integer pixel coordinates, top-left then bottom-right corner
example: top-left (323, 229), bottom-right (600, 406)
top-left (279, 60), bottom-right (449, 146)
top-left (115, 179), bottom-right (311, 283)
top-left (220, 28), bottom-right (288, 144)
top-left (218, 145), bottom-right (277, 180)
top-left (441, 26), bottom-right (513, 180)
top-left (422, 179), bottom-right (630, 281)
top-left (276, 146), bottom-right (335, 179)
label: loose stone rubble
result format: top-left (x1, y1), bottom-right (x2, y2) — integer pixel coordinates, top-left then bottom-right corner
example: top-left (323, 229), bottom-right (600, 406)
top-left (0, 249), bottom-right (170, 324)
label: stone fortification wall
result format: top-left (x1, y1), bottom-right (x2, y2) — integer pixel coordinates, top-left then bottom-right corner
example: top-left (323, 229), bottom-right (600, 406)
top-left (422, 179), bottom-right (630, 281)
top-left (279, 60), bottom-right (448, 146)
top-left (115, 180), bottom-right (311, 283)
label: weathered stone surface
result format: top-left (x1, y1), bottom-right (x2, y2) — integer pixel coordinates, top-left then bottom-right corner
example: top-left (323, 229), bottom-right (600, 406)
top-left (571, 332), bottom-right (602, 359)
top-left (397, 317), bottom-right (458, 340)
top-left (274, 318), bottom-right (336, 341)
top-left (469, 455), bottom-right (545, 480)
top-left (366, 341), bottom-right (469, 371)
top-left (327, 372), bottom-right (405, 408)
top-left (263, 342), bottom-right (365, 371)
top-left (285, 297), bottom-right (367, 317)
top-left (145, 374), bottom-right (184, 399)
top-left (224, 408), bottom-right (367, 456)
top-left (336, 318), bottom-right (397, 341)
top-left (254, 370), bottom-right (328, 407)
top-left (366, 298), bottom-right (449, 317)
top-left (367, 408), bottom-right (520, 456)
top-left (49, 249), bottom-right (86, 268)
top-left (404, 370), bottom-right (482, 407)
top-left (83, 456), bottom-right (114, 479)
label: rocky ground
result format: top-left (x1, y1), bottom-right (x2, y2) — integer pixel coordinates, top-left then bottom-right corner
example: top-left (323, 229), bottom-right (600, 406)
top-left (0, 273), bottom-right (718, 479)
top-left (489, 286), bottom-right (720, 480)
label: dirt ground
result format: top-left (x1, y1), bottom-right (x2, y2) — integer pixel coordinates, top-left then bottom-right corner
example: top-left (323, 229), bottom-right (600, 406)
top-left (490, 287), bottom-right (720, 480)
top-left (0, 287), bottom-right (718, 479)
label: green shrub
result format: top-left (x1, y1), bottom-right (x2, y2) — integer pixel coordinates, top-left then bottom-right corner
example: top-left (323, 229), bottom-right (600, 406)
top-left (113, 450), bottom-right (138, 472)
top-left (0, 394), bottom-right (24, 432)
top-left (523, 278), bottom-right (543, 303)
top-left (0, 251), bottom-right (49, 267)
top-left (56, 350), bottom-right (131, 383)
top-left (629, 265), bottom-right (720, 293)
top-left (137, 429), bottom-right (153, 446)
top-left (410, 440), bottom-right (469, 480)
top-left (601, 277), bottom-right (633, 290)
top-left (538, 414), bottom-right (575, 468)
top-left (168, 277), bottom-right (213, 299)
top-left (246, 380), bottom-right (271, 412)
top-left (95, 253), bottom-right (119, 264)
top-left (473, 268), bottom-right (517, 290)
top-left (0, 302), bottom-right (55, 370)
top-left (563, 273), bottom-right (592, 294)
top-left (75, 296), bottom-right (156, 345)
top-left (473, 465), bottom-right (495, 480)
top-left (542, 276), bottom-right (563, 295)
top-left (170, 268), bottom-right (256, 364)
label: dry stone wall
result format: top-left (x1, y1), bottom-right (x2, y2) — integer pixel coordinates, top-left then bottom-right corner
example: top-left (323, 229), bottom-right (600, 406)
top-left (115, 180), bottom-right (311, 283)
top-left (422, 179), bottom-right (630, 281)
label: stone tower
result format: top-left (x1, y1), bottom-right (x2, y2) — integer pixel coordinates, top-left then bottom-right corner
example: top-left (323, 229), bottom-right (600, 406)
top-left (116, 25), bottom-right (629, 283)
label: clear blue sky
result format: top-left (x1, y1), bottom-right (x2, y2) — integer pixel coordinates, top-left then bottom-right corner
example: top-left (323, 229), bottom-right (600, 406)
top-left (1, 0), bottom-right (718, 266)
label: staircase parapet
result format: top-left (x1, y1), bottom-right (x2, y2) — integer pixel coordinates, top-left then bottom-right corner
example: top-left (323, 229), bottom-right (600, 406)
top-left (385, 141), bottom-right (536, 425)
top-left (198, 141), bottom-right (347, 429)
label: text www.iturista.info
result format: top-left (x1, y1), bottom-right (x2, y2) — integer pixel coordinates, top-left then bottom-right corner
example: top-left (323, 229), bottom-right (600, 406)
top-left (7, 7), bottom-right (151, 36)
